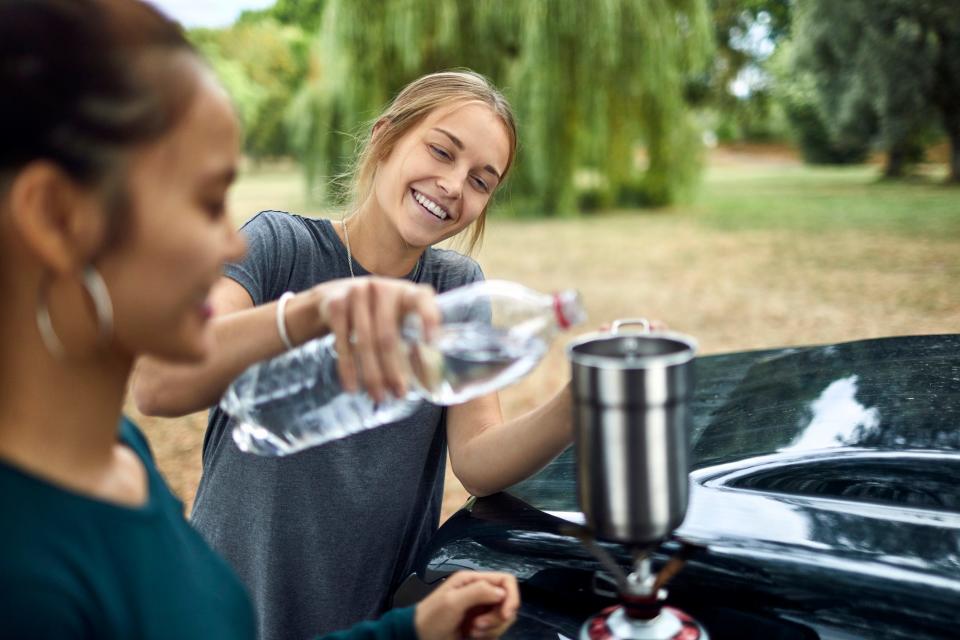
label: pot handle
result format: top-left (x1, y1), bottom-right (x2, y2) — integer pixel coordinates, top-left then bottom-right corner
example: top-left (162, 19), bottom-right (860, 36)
top-left (612, 317), bottom-right (650, 334)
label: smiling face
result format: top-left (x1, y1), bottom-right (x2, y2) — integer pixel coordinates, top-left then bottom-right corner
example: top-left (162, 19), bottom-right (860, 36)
top-left (370, 101), bottom-right (511, 249)
top-left (97, 67), bottom-right (245, 362)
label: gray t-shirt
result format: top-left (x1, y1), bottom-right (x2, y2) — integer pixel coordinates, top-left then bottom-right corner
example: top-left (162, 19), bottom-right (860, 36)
top-left (191, 211), bottom-right (483, 640)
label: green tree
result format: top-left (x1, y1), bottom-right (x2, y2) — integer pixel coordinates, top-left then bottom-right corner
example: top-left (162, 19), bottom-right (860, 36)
top-left (287, 0), bottom-right (712, 214)
top-left (509, 1), bottom-right (713, 212)
top-left (793, 0), bottom-right (960, 181)
top-left (285, 0), bottom-right (511, 203)
top-left (767, 39), bottom-right (871, 164)
top-left (238, 0), bottom-right (327, 33)
top-left (192, 20), bottom-right (308, 159)
top-left (707, 0), bottom-right (791, 141)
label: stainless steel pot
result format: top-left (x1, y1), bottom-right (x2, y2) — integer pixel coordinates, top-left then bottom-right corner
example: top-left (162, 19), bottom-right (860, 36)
top-left (568, 319), bottom-right (698, 544)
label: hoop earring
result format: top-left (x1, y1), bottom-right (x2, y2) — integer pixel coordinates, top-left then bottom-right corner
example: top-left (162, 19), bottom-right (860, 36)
top-left (36, 265), bottom-right (114, 359)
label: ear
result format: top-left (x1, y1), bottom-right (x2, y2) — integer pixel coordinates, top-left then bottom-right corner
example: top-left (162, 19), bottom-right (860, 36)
top-left (7, 162), bottom-right (107, 275)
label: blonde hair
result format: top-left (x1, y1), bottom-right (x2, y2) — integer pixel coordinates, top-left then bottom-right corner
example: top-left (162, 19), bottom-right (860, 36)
top-left (347, 70), bottom-right (517, 254)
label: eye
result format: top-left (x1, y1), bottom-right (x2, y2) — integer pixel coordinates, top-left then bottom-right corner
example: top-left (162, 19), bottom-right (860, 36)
top-left (428, 144), bottom-right (452, 161)
top-left (204, 199), bottom-right (226, 219)
top-left (470, 175), bottom-right (490, 193)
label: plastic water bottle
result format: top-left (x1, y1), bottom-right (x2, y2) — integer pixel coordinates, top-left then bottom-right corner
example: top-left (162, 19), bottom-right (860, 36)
top-left (222, 280), bottom-right (585, 456)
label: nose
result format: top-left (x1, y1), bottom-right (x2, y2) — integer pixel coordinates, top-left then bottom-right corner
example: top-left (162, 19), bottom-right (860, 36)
top-left (435, 167), bottom-right (465, 201)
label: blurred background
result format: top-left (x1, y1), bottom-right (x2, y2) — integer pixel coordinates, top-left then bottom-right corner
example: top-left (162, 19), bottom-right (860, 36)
top-left (135, 0), bottom-right (960, 519)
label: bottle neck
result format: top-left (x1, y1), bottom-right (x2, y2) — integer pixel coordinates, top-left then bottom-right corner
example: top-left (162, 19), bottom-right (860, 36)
top-left (551, 289), bottom-right (585, 331)
top-left (553, 294), bottom-right (572, 330)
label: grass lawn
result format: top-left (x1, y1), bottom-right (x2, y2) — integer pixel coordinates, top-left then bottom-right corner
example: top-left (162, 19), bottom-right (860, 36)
top-left (133, 150), bottom-right (960, 520)
top-left (698, 163), bottom-right (960, 238)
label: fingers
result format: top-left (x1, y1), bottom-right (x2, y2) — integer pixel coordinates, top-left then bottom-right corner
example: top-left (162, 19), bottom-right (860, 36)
top-left (323, 288), bottom-right (357, 393)
top-left (449, 572), bottom-right (519, 618)
top-left (447, 579), bottom-right (509, 611)
top-left (371, 285), bottom-right (409, 399)
top-left (467, 573), bottom-right (519, 635)
top-left (492, 574), bottom-right (520, 621)
top-left (347, 283), bottom-right (388, 403)
top-left (317, 278), bottom-right (439, 402)
top-left (468, 611), bottom-right (511, 639)
top-left (469, 621), bottom-right (512, 640)
top-left (445, 571), bottom-right (519, 639)
top-left (401, 283), bottom-right (441, 342)
top-left (415, 571), bottom-right (519, 640)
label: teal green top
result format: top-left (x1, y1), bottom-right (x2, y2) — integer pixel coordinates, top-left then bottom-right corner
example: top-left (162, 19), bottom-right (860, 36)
top-left (0, 416), bottom-right (416, 640)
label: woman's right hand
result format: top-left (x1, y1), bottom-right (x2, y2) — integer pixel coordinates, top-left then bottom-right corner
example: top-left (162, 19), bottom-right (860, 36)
top-left (311, 277), bottom-right (440, 403)
top-left (413, 571), bottom-right (520, 640)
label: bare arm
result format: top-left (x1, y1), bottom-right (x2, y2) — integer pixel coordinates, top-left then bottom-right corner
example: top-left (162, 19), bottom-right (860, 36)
top-left (133, 276), bottom-right (441, 417)
top-left (445, 318), bottom-right (669, 496)
top-left (132, 278), bottom-right (322, 416)
top-left (446, 383), bottom-right (573, 497)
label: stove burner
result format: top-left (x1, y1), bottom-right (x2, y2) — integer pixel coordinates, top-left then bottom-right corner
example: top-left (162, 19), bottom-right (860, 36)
top-left (583, 604), bottom-right (706, 640)
top-left (565, 526), bottom-right (709, 640)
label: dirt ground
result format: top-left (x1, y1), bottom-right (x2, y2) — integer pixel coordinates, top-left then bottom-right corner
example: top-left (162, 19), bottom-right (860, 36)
top-left (130, 147), bottom-right (960, 522)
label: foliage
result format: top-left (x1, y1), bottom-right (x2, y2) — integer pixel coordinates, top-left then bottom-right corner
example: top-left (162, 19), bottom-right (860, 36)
top-left (792, 0), bottom-right (960, 181)
top-left (190, 21), bottom-right (309, 159)
top-left (286, 1), bottom-right (507, 203)
top-left (705, 0), bottom-right (792, 142)
top-left (287, 0), bottom-right (713, 214)
top-left (510, 1), bottom-right (712, 212)
top-left (237, 0), bottom-right (327, 32)
top-left (766, 41), bottom-right (870, 164)
top-left (711, 90), bottom-right (785, 143)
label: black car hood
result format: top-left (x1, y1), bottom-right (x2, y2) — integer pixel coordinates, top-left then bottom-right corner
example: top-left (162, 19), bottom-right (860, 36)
top-left (400, 334), bottom-right (960, 639)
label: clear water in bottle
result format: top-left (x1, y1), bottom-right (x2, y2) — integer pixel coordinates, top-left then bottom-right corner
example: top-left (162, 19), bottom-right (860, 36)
top-left (410, 322), bottom-right (548, 404)
top-left (225, 280), bottom-right (584, 456)
top-left (226, 337), bottom-right (422, 456)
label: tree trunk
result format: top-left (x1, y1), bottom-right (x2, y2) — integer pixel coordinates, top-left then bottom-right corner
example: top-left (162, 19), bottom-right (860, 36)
top-left (946, 121), bottom-right (960, 184)
top-left (884, 145), bottom-right (906, 179)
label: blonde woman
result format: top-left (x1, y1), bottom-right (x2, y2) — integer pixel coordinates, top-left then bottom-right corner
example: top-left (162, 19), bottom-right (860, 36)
top-left (0, 1), bottom-right (517, 638)
top-left (135, 71), bottom-right (571, 639)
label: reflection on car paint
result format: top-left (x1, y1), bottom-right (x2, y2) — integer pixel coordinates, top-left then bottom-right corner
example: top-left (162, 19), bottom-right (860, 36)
top-left (400, 335), bottom-right (960, 639)
top-left (780, 375), bottom-right (880, 451)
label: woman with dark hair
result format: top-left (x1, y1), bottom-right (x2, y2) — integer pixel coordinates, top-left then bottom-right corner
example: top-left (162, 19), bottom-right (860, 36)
top-left (0, 1), bottom-right (517, 638)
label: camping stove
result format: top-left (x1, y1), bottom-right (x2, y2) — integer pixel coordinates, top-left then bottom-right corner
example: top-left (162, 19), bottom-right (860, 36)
top-left (572, 532), bottom-right (708, 640)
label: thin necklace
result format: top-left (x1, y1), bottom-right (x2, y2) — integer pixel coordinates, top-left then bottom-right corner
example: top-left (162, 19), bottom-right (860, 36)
top-left (341, 218), bottom-right (356, 279)
top-left (340, 217), bottom-right (424, 282)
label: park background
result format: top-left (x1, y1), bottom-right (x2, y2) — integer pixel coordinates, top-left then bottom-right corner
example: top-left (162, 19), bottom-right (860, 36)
top-left (132, 0), bottom-right (960, 520)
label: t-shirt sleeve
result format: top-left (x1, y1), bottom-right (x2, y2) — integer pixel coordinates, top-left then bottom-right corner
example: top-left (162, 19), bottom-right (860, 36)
top-left (464, 259), bottom-right (484, 286)
top-left (427, 249), bottom-right (485, 295)
top-left (313, 606), bottom-right (416, 640)
top-left (449, 256), bottom-right (484, 291)
top-left (225, 210), bottom-right (305, 306)
top-left (438, 258), bottom-right (490, 325)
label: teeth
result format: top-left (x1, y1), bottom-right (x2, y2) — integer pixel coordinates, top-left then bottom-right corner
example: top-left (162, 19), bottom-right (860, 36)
top-left (413, 191), bottom-right (449, 220)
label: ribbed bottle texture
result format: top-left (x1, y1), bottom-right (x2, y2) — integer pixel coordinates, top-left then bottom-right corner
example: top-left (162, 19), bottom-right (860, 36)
top-left (222, 280), bottom-right (585, 456)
